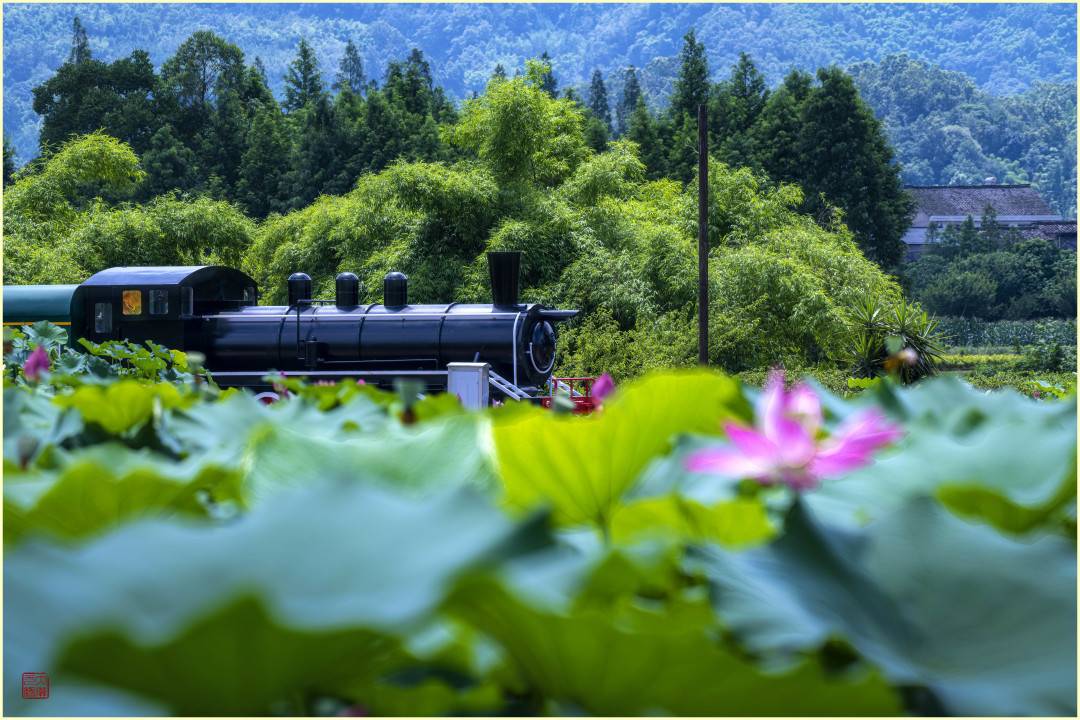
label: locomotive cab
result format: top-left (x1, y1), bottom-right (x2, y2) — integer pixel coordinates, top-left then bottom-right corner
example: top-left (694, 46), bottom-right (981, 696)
top-left (70, 266), bottom-right (257, 349)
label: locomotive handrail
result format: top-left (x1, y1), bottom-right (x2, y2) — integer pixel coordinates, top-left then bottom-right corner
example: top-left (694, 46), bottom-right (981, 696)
top-left (554, 379), bottom-right (583, 397)
top-left (489, 370), bottom-right (531, 401)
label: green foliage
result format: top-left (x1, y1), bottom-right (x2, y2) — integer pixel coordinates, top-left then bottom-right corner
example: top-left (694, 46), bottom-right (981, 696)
top-left (669, 30), bottom-right (709, 121)
top-left (68, 194), bottom-right (255, 272)
top-left (936, 316), bottom-right (1077, 348)
top-left (282, 38), bottom-right (324, 113)
top-left (3, 358), bottom-right (1075, 716)
top-left (777, 66), bottom-right (913, 267)
top-left (586, 69), bottom-right (612, 132)
top-left (691, 496), bottom-right (1076, 715)
top-left (493, 371), bottom-right (749, 531)
top-left (452, 68), bottom-right (588, 186)
top-left (851, 54), bottom-right (1076, 216)
top-left (905, 218), bottom-right (1077, 320)
top-left (3, 132), bottom-right (146, 284)
top-left (243, 160), bottom-right (499, 304)
top-left (31, 47), bottom-right (157, 157)
top-left (614, 66), bottom-right (641, 137)
top-left (963, 370), bottom-right (1077, 399)
top-left (846, 295), bottom-right (945, 383)
top-left (3, 131), bottom-right (143, 222)
top-left (334, 38), bottom-right (365, 93)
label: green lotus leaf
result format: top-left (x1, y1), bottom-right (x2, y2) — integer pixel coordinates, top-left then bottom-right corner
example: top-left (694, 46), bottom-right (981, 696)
top-left (808, 376), bottom-right (1077, 534)
top-left (687, 496), bottom-right (1077, 715)
top-left (52, 380), bottom-right (191, 435)
top-left (611, 494), bottom-right (774, 546)
top-left (446, 561), bottom-right (900, 715)
top-left (4, 443), bottom-right (244, 546)
top-left (492, 370), bottom-right (749, 529)
top-left (4, 483), bottom-right (549, 715)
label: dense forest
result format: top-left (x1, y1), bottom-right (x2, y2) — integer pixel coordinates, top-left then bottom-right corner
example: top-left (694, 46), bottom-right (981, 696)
top-left (851, 55), bottom-right (1077, 216)
top-left (3, 11), bottom-right (1075, 370)
top-left (902, 210), bottom-right (1076, 321)
top-left (6, 21), bottom-right (920, 379)
top-left (4, 4), bottom-right (1077, 218)
top-left (7, 22), bottom-right (916, 265)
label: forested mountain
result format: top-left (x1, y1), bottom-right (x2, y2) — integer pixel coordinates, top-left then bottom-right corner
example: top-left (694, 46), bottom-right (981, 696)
top-left (10, 17), bottom-right (920, 265)
top-left (4, 2), bottom-right (1076, 164)
top-left (851, 55), bottom-right (1077, 216)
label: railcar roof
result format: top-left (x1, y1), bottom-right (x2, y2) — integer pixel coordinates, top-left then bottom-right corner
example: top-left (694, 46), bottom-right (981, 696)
top-left (80, 266), bottom-right (254, 286)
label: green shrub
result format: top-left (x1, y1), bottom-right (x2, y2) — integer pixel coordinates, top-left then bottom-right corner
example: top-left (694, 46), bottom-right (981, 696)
top-left (846, 295), bottom-right (945, 383)
top-left (936, 317), bottom-right (1077, 348)
top-left (939, 353), bottom-right (1022, 370)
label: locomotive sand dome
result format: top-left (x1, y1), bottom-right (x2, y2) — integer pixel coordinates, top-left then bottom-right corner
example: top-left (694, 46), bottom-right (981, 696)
top-left (5, 251), bottom-right (577, 397)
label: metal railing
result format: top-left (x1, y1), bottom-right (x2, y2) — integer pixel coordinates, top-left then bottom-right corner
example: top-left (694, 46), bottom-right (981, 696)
top-left (489, 370), bottom-right (531, 401)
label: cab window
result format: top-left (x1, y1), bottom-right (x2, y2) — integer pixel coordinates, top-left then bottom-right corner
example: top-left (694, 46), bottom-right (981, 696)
top-left (122, 290), bottom-right (142, 316)
top-left (181, 286), bottom-right (194, 316)
top-left (149, 289), bottom-right (169, 315)
top-left (94, 303), bottom-right (113, 333)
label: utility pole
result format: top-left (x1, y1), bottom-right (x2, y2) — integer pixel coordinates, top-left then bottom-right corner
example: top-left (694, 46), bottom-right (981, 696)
top-left (697, 103), bottom-right (708, 366)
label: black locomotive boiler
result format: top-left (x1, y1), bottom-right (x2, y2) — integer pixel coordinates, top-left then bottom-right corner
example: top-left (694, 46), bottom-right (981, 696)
top-left (62, 251), bottom-right (577, 394)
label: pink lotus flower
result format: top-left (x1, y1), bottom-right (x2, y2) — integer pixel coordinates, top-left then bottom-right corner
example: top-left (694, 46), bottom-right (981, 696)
top-left (592, 373), bottom-right (615, 404)
top-left (23, 345), bottom-right (50, 382)
top-left (686, 369), bottom-right (902, 490)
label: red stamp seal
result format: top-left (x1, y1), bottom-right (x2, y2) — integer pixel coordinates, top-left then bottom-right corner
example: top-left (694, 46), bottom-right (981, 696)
top-left (21, 672), bottom-right (49, 699)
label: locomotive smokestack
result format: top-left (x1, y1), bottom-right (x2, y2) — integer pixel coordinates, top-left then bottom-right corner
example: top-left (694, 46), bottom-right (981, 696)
top-left (383, 272), bottom-right (408, 308)
top-left (287, 273), bottom-right (312, 307)
top-left (488, 251), bottom-right (521, 307)
top-left (335, 272), bottom-right (359, 308)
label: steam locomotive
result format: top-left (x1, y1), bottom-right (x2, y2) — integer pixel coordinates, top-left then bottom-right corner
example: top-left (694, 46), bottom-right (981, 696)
top-left (2, 252), bottom-right (578, 397)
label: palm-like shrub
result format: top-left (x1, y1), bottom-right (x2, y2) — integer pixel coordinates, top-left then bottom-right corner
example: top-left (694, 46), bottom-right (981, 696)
top-left (847, 295), bottom-right (946, 383)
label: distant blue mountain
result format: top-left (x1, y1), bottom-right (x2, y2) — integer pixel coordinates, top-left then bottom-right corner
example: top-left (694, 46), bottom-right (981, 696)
top-left (4, 3), bottom-right (1076, 164)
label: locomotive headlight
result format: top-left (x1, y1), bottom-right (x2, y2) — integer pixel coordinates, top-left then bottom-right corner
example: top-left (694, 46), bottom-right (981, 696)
top-left (527, 320), bottom-right (557, 375)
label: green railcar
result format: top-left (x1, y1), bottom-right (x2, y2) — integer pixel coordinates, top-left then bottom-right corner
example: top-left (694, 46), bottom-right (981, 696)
top-left (2, 285), bottom-right (78, 327)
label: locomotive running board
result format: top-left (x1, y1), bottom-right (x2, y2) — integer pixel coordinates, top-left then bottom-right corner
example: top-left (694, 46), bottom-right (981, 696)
top-left (488, 370), bottom-right (531, 401)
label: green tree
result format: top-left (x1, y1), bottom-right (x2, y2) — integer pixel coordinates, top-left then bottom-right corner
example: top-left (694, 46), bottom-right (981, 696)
top-left (452, 63), bottom-right (587, 186)
top-left (253, 56), bottom-right (269, 85)
top-left (931, 215), bottom-right (988, 259)
top-left (752, 69), bottom-right (813, 181)
top-left (3, 133), bottom-right (145, 284)
top-left (158, 31), bottom-right (246, 132)
top-left (492, 63), bottom-right (507, 81)
top-left (139, 124), bottom-right (200, 199)
top-left (626, 98), bottom-right (667, 180)
top-left (334, 39), bottom-right (365, 94)
top-left (791, 67), bottom-right (913, 267)
top-left (710, 52), bottom-right (768, 167)
top-left (4, 135), bottom-right (17, 186)
top-left (285, 94), bottom-right (347, 208)
top-left (583, 113), bottom-right (609, 153)
top-left (69, 16), bottom-right (91, 64)
top-left (921, 269), bottom-right (998, 317)
top-left (537, 51), bottom-right (558, 97)
top-left (32, 51), bottom-right (157, 156)
top-left (588, 69), bottom-right (612, 132)
top-left (154, 32), bottom-right (259, 202)
top-left (283, 38), bottom-right (324, 113)
top-left (616, 66), bottom-right (642, 137)
top-left (385, 48), bottom-right (435, 117)
top-left (669, 30), bottom-right (708, 121)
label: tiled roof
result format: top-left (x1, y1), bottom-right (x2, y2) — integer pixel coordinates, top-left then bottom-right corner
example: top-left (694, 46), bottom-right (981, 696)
top-left (1018, 220), bottom-right (1077, 242)
top-left (906, 184), bottom-right (1057, 218)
